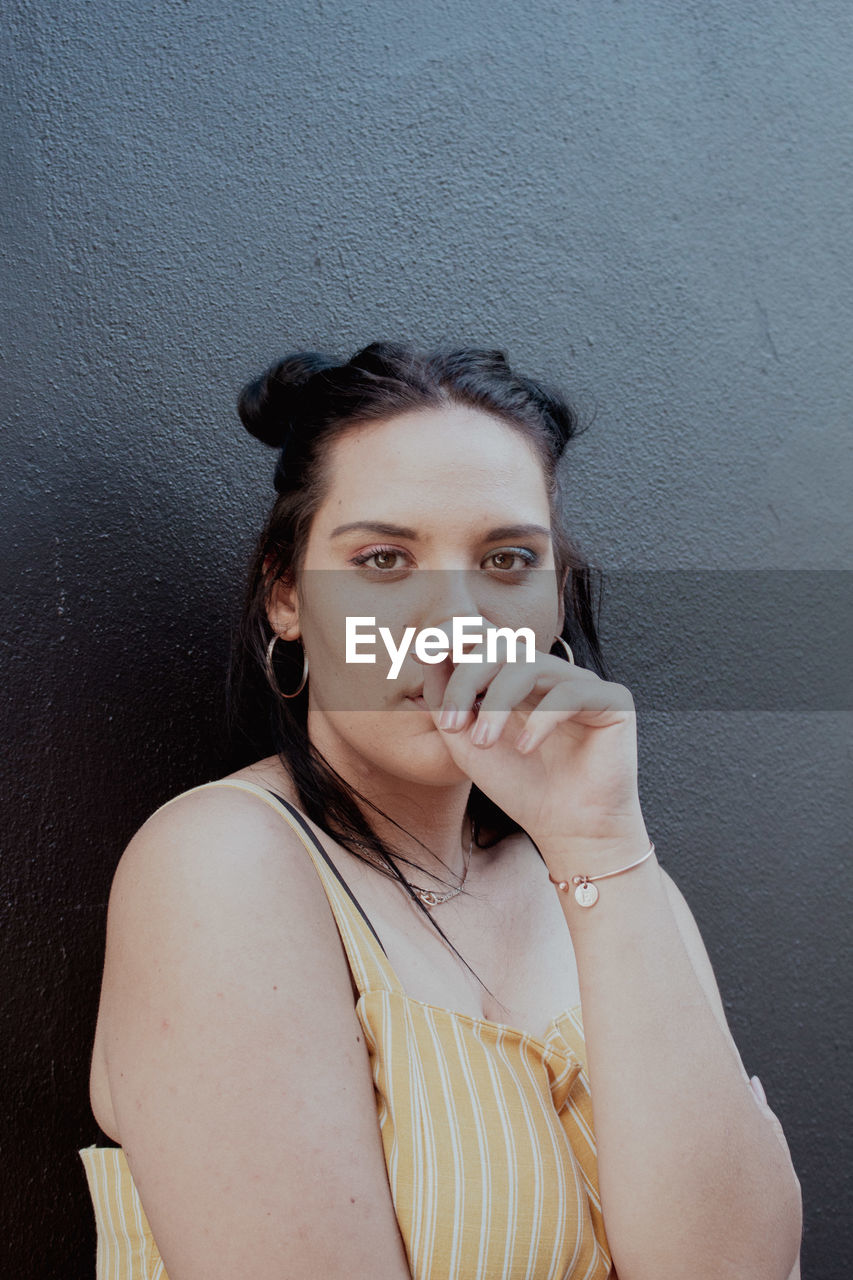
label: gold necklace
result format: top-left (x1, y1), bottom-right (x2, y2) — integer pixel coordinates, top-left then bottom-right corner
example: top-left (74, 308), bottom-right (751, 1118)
top-left (351, 816), bottom-right (475, 908)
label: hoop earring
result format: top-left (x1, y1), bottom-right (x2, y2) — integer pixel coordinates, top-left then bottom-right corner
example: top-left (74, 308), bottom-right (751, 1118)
top-left (551, 634), bottom-right (576, 664)
top-left (265, 634), bottom-right (309, 699)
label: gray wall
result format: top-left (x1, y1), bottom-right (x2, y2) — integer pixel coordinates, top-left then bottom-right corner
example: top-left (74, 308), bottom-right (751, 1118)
top-left (3, 1), bottom-right (850, 1275)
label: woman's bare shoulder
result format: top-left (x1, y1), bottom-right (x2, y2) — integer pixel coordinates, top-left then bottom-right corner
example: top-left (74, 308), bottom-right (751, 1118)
top-left (113, 760), bottom-right (298, 869)
top-left (104, 764), bottom-right (324, 964)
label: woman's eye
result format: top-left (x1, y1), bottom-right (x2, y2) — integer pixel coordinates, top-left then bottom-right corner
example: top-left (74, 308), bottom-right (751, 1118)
top-left (350, 545), bottom-right (409, 570)
top-left (486, 549), bottom-right (540, 572)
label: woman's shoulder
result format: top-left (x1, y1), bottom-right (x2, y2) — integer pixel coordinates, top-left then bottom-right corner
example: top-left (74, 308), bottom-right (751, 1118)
top-left (108, 761), bottom-right (321, 935)
top-left (140, 758), bottom-right (300, 826)
top-left (96, 759), bottom-right (357, 1088)
top-left (117, 760), bottom-right (298, 859)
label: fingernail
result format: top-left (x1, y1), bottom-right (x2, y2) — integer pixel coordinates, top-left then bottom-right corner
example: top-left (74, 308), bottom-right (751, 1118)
top-left (439, 704), bottom-right (458, 731)
top-left (470, 718), bottom-right (491, 746)
top-left (750, 1074), bottom-right (767, 1105)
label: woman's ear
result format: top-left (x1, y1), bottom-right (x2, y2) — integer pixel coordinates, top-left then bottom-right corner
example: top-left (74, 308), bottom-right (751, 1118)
top-left (265, 567), bottom-right (301, 641)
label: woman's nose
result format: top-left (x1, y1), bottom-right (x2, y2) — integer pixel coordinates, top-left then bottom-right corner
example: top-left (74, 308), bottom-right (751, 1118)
top-left (405, 570), bottom-right (497, 665)
top-left (409, 613), bottom-right (493, 665)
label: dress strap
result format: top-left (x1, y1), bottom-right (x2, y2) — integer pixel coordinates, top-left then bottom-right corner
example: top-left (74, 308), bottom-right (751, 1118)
top-left (151, 778), bottom-right (404, 998)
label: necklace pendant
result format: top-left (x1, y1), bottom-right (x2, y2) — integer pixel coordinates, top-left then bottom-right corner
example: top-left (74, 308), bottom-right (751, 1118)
top-left (573, 878), bottom-right (599, 908)
top-left (351, 814), bottom-right (474, 910)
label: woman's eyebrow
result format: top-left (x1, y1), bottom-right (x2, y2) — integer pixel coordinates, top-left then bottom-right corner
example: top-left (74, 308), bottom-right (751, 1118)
top-left (329, 521), bottom-right (551, 542)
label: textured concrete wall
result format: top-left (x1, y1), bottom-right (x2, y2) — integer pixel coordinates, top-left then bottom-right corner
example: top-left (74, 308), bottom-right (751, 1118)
top-left (2, 1), bottom-right (850, 1274)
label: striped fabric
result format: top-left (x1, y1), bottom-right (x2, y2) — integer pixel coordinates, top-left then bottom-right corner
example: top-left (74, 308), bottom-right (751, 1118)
top-left (79, 1144), bottom-right (167, 1280)
top-left (80, 778), bottom-right (614, 1279)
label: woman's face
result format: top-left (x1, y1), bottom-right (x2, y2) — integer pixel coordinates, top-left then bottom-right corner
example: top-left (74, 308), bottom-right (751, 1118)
top-left (269, 404), bottom-right (566, 787)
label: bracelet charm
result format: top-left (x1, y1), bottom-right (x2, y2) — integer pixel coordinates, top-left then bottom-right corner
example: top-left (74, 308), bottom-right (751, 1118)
top-left (573, 878), bottom-right (599, 907)
top-left (548, 842), bottom-right (656, 907)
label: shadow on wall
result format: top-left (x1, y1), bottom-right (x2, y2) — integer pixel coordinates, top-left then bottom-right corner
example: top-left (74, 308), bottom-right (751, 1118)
top-left (2, 440), bottom-right (262, 1278)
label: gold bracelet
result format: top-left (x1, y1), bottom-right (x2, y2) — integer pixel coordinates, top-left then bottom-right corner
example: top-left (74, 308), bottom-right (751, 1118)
top-left (548, 842), bottom-right (656, 907)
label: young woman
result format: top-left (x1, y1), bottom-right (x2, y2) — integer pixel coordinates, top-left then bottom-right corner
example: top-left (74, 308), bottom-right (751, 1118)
top-left (80, 343), bottom-right (802, 1279)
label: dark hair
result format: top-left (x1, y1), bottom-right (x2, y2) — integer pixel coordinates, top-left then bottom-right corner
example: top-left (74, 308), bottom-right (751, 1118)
top-left (226, 340), bottom-right (612, 999)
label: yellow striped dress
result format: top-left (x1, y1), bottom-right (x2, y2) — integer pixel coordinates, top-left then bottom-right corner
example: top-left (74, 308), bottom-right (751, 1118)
top-left (80, 778), bottom-right (614, 1279)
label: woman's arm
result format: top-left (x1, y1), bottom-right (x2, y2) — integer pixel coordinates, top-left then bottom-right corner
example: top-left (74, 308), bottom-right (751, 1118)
top-left (660, 868), bottom-right (802, 1280)
top-left (98, 787), bottom-right (413, 1280)
top-left (545, 841), bottom-right (803, 1280)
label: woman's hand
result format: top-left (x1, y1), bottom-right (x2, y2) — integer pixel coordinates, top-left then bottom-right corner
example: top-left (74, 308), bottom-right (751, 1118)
top-left (420, 628), bottom-right (650, 867)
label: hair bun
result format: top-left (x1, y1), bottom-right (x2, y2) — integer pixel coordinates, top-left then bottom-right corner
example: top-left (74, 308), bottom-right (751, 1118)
top-left (237, 351), bottom-right (337, 447)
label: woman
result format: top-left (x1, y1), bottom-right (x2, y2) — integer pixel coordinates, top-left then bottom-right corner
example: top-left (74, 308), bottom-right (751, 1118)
top-left (80, 343), bottom-right (802, 1279)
